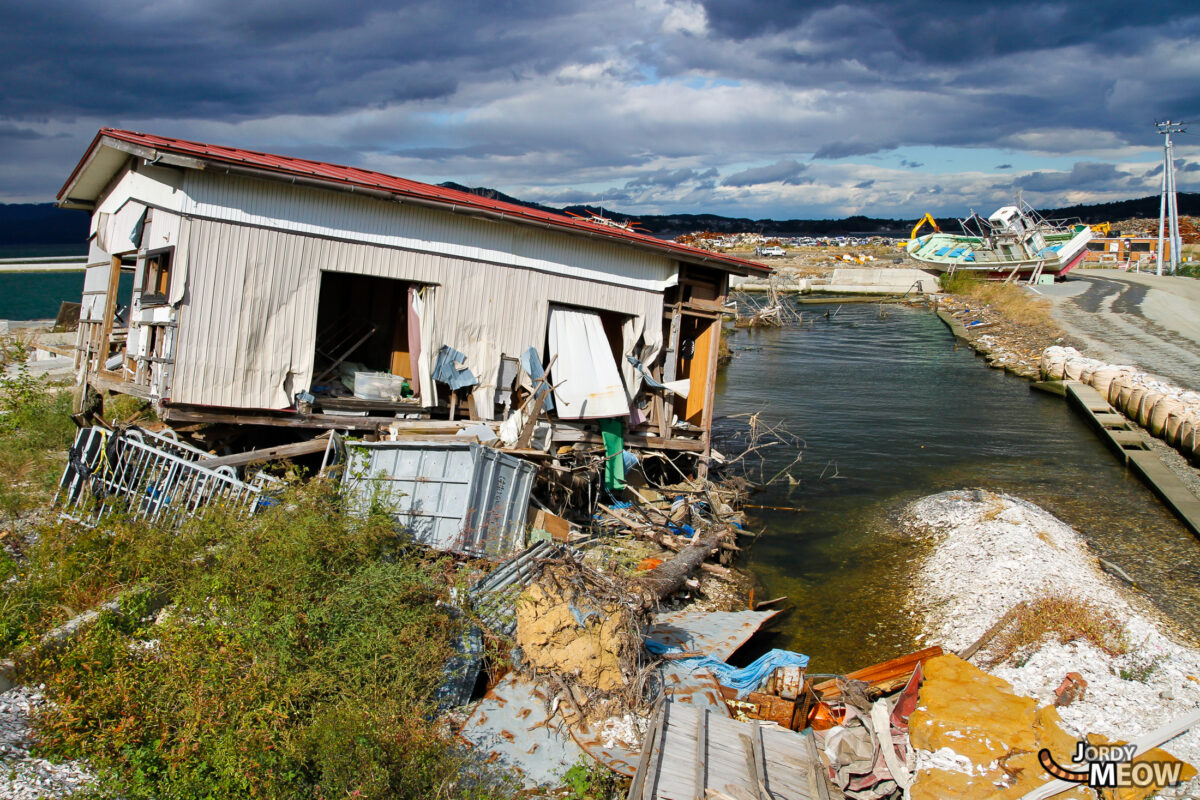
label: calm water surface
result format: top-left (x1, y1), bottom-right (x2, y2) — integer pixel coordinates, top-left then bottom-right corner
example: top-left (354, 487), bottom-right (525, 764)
top-left (714, 300), bottom-right (1200, 673)
top-left (0, 271), bottom-right (134, 320)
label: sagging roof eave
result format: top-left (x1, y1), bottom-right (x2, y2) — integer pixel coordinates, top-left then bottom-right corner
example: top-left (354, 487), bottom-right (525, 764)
top-left (57, 132), bottom-right (772, 277)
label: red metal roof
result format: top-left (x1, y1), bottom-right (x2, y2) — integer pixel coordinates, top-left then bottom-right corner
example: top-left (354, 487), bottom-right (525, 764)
top-left (60, 128), bottom-right (771, 274)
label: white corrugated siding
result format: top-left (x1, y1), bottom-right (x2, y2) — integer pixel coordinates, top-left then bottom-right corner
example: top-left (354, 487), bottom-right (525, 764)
top-left (171, 216), bottom-right (663, 412)
top-left (178, 171), bottom-right (676, 292)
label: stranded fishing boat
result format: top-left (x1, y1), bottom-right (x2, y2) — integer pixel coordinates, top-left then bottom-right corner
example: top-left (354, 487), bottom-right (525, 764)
top-left (906, 201), bottom-right (1092, 282)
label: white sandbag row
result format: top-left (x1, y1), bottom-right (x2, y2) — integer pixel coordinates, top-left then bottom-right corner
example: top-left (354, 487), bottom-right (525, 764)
top-left (1040, 345), bottom-right (1200, 461)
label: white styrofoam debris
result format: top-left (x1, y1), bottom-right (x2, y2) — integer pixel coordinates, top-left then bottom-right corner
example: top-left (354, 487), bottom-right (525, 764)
top-left (904, 489), bottom-right (1200, 796)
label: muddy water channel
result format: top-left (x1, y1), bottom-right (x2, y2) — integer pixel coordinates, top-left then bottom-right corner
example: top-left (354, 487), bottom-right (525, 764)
top-left (714, 300), bottom-right (1200, 674)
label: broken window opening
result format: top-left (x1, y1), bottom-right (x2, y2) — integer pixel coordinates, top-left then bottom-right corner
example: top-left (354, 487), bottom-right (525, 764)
top-left (140, 247), bottom-right (173, 307)
top-left (310, 271), bottom-right (421, 410)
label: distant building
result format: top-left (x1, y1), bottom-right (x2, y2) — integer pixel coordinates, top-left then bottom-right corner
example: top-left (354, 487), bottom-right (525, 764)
top-left (58, 129), bottom-right (769, 461)
top-left (1084, 236), bottom-right (1171, 266)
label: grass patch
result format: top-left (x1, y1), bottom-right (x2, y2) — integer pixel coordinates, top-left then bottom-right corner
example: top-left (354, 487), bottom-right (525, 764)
top-left (0, 360), bottom-right (76, 519)
top-left (20, 483), bottom-right (515, 799)
top-left (984, 594), bottom-right (1129, 667)
top-left (940, 272), bottom-right (1057, 330)
top-left (0, 381), bottom-right (519, 799)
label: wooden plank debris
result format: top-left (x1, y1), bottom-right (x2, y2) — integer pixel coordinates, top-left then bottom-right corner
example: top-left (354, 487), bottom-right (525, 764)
top-left (199, 436), bottom-right (330, 468)
top-left (813, 646), bottom-right (943, 701)
top-left (629, 700), bottom-right (828, 800)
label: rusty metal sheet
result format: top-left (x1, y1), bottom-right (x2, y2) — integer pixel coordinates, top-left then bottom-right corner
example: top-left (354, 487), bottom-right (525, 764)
top-left (459, 673), bottom-right (585, 788)
top-left (570, 719), bottom-right (642, 778)
top-left (659, 663), bottom-right (731, 716)
top-left (645, 608), bottom-right (782, 661)
top-left (469, 540), bottom-right (573, 637)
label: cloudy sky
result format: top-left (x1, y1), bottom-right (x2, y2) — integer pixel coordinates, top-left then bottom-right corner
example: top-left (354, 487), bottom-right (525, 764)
top-left (2, 0), bottom-right (1198, 219)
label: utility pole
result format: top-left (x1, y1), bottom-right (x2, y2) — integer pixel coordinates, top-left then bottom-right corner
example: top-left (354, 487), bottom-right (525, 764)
top-left (1156, 120), bottom-right (1186, 276)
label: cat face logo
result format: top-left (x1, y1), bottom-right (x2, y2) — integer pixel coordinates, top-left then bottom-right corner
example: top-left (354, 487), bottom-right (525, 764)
top-left (1039, 742), bottom-right (1184, 789)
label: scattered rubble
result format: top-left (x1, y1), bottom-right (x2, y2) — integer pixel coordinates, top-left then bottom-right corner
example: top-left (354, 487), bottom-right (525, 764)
top-left (0, 686), bottom-right (93, 800)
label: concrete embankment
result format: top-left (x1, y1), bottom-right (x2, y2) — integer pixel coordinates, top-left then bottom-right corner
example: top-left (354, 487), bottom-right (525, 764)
top-left (731, 267), bottom-right (940, 296)
top-left (0, 256), bottom-right (87, 273)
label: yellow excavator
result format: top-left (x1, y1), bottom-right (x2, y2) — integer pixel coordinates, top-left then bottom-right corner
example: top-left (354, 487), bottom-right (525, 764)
top-left (1090, 222), bottom-right (1112, 236)
top-left (899, 213), bottom-right (940, 247)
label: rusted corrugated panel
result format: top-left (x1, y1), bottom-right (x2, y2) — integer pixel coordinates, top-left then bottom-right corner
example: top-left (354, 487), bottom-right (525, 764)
top-left (469, 540), bottom-right (567, 636)
top-left (645, 608), bottom-right (783, 661)
top-left (459, 673), bottom-right (586, 789)
top-left (658, 663), bottom-right (730, 716)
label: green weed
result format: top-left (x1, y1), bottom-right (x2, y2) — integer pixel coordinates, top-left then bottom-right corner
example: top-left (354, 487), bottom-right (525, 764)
top-left (0, 365), bottom-right (75, 518)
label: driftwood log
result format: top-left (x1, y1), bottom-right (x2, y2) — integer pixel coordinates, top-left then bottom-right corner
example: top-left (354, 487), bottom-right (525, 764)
top-left (629, 526), bottom-right (725, 608)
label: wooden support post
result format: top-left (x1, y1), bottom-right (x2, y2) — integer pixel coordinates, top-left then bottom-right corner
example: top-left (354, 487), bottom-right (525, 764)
top-left (96, 256), bottom-right (122, 371)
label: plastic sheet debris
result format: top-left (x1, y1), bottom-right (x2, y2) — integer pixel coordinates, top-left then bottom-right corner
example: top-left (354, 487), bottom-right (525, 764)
top-left (644, 638), bottom-right (809, 697)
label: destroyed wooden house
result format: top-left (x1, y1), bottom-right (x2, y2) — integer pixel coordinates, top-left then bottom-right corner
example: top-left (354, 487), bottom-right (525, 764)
top-left (57, 129), bottom-right (769, 473)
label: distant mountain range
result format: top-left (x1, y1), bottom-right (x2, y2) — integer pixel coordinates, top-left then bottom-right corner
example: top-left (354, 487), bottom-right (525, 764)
top-left (3, 191), bottom-right (1197, 256)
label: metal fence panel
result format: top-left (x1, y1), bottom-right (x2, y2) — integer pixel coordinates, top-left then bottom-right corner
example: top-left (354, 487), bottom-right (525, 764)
top-left (57, 426), bottom-right (264, 528)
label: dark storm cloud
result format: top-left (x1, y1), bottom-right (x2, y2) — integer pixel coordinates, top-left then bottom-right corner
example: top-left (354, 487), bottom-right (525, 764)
top-left (624, 167), bottom-right (717, 189)
top-left (722, 159), bottom-right (809, 186)
top-left (1014, 162), bottom-right (1130, 193)
top-left (0, 0), bottom-right (579, 118)
top-left (812, 140), bottom-right (898, 160)
top-left (3, 0), bottom-right (1200, 215)
top-left (696, 0), bottom-right (1180, 58)
top-left (900, 159), bottom-right (923, 169)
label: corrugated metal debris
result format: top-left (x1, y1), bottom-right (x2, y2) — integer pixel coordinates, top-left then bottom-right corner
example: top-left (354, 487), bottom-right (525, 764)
top-left (339, 439), bottom-right (537, 559)
top-left (628, 700), bottom-right (831, 800)
top-left (459, 673), bottom-right (586, 788)
top-left (57, 426), bottom-right (265, 527)
top-left (645, 607), bottom-right (783, 661)
top-left (469, 540), bottom-right (574, 637)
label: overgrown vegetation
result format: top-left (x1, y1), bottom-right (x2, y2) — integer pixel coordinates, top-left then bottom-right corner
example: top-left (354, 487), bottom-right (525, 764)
top-left (939, 271), bottom-right (1057, 330)
top-left (0, 378), bottom-right (518, 799)
top-left (983, 594), bottom-right (1129, 667)
top-left (0, 349), bottom-right (76, 518)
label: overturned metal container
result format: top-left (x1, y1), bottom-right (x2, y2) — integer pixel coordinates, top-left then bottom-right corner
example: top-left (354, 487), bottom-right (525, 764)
top-left (340, 439), bottom-right (537, 559)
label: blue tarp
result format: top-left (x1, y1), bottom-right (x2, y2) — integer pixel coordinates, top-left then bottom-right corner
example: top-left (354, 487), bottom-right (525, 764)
top-left (644, 638), bottom-right (810, 697)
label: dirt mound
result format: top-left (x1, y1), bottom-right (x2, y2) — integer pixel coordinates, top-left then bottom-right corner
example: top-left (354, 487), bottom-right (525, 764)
top-left (515, 561), bottom-right (643, 694)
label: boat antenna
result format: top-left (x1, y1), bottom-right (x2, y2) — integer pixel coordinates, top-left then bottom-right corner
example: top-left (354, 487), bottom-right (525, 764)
top-left (1155, 120), bottom-right (1187, 276)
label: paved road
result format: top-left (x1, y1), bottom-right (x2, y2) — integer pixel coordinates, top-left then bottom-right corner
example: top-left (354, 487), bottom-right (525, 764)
top-left (1033, 268), bottom-right (1200, 392)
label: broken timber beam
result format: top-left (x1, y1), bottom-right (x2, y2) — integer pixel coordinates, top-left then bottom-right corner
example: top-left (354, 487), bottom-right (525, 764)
top-left (199, 436), bottom-right (331, 469)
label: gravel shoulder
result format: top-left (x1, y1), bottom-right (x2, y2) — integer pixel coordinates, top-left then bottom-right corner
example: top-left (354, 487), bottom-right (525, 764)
top-left (1037, 270), bottom-right (1200, 392)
